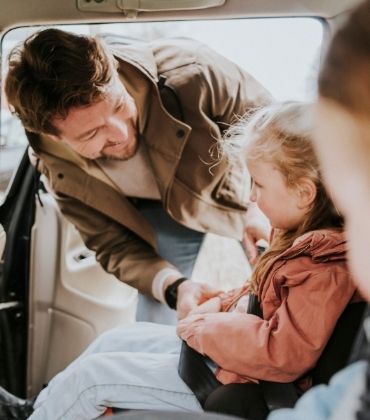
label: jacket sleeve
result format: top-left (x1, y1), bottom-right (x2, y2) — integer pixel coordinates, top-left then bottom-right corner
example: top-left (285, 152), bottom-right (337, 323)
top-left (55, 193), bottom-right (174, 297)
top-left (182, 270), bottom-right (356, 382)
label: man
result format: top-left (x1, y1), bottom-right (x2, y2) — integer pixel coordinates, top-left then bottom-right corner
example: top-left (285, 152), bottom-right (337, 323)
top-left (5, 28), bottom-right (272, 323)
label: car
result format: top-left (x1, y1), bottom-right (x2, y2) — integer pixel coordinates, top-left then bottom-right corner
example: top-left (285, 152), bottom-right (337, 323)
top-left (0, 0), bottom-right (365, 416)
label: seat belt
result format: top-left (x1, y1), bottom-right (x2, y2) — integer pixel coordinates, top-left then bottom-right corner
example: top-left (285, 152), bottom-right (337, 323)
top-left (249, 295), bottom-right (300, 410)
top-left (178, 342), bottom-right (221, 408)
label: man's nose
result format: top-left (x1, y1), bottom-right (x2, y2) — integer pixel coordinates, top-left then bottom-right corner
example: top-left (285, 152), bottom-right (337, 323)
top-left (107, 121), bottom-right (128, 143)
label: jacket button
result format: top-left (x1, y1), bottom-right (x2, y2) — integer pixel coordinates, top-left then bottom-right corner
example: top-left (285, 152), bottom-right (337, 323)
top-left (176, 129), bottom-right (185, 139)
top-left (57, 173), bottom-right (64, 179)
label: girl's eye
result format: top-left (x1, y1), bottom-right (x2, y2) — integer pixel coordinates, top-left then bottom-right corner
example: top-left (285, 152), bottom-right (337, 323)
top-left (251, 179), bottom-right (262, 189)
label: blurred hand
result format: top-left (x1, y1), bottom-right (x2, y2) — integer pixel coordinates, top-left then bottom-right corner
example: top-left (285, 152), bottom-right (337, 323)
top-left (176, 313), bottom-right (204, 341)
top-left (176, 280), bottom-right (221, 320)
top-left (243, 202), bottom-right (271, 264)
top-left (233, 295), bottom-right (250, 313)
top-left (188, 296), bottom-right (221, 316)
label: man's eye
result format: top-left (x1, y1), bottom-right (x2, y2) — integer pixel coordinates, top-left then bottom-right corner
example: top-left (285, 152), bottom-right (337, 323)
top-left (85, 130), bottom-right (98, 141)
top-left (114, 102), bottom-right (125, 113)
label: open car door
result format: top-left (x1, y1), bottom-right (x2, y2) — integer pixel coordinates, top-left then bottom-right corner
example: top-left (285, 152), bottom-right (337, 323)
top-left (0, 150), bottom-right (138, 397)
top-left (0, 151), bottom-right (37, 396)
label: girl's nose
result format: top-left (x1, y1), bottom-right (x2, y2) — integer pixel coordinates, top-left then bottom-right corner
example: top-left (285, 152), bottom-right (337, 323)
top-left (249, 184), bottom-right (257, 202)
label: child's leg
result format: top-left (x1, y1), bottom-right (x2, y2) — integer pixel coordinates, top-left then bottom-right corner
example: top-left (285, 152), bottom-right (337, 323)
top-left (36, 323), bottom-right (180, 407)
top-left (30, 351), bottom-right (202, 420)
top-left (77, 323), bottom-right (180, 355)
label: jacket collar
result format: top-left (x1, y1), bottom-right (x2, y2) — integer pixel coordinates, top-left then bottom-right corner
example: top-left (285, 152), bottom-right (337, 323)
top-left (257, 228), bottom-right (347, 303)
top-left (282, 229), bottom-right (346, 262)
top-left (106, 38), bottom-right (158, 82)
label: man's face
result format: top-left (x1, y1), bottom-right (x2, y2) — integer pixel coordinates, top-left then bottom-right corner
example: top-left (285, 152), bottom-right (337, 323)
top-left (314, 98), bottom-right (370, 299)
top-left (52, 77), bottom-right (138, 160)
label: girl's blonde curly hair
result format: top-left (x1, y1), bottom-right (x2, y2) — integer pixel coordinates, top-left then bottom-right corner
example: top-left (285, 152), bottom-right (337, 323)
top-left (221, 101), bottom-right (343, 294)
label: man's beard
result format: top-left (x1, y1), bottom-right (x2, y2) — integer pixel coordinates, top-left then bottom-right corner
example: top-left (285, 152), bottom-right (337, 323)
top-left (100, 137), bottom-right (139, 161)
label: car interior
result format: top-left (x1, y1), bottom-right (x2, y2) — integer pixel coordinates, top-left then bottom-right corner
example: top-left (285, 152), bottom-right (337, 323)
top-left (0, 0), bottom-right (366, 418)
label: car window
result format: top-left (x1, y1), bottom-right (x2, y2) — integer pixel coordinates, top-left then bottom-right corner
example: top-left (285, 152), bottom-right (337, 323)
top-left (0, 18), bottom-right (323, 202)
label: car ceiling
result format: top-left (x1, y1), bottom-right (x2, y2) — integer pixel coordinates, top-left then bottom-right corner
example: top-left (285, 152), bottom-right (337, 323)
top-left (0, 0), bottom-right (365, 33)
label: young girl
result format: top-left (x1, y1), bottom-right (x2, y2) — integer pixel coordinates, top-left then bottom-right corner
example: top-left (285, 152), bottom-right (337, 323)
top-left (177, 100), bottom-right (359, 390)
top-left (0, 101), bottom-right (359, 420)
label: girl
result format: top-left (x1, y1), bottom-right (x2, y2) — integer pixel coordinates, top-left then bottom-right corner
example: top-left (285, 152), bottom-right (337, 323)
top-left (0, 102), bottom-right (359, 420)
top-left (177, 100), bottom-right (359, 400)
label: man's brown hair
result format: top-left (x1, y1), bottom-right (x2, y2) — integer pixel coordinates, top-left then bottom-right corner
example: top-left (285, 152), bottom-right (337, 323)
top-left (5, 28), bottom-right (117, 136)
top-left (318, 0), bottom-right (370, 116)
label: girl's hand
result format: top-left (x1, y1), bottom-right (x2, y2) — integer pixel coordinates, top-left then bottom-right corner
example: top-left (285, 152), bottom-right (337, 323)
top-left (176, 281), bottom-right (221, 320)
top-left (188, 296), bottom-right (221, 316)
top-left (233, 295), bottom-right (250, 313)
top-left (176, 314), bottom-right (205, 342)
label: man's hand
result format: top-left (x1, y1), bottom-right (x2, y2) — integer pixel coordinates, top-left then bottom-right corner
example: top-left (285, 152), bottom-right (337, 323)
top-left (188, 296), bottom-right (221, 316)
top-left (176, 280), bottom-right (221, 320)
top-left (243, 202), bottom-right (271, 264)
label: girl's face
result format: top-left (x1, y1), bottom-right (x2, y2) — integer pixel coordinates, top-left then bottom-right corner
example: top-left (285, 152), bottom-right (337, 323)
top-left (247, 159), bottom-right (308, 230)
top-left (314, 98), bottom-right (370, 299)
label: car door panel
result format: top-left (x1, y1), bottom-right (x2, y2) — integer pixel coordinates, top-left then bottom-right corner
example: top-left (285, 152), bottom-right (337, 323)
top-left (27, 190), bottom-right (137, 395)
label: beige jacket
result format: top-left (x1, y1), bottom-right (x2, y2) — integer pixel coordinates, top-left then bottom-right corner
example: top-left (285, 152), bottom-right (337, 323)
top-left (28, 37), bottom-right (272, 295)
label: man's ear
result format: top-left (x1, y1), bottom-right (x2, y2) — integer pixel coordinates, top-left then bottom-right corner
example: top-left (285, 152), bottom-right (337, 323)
top-left (296, 178), bottom-right (317, 209)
